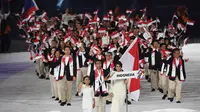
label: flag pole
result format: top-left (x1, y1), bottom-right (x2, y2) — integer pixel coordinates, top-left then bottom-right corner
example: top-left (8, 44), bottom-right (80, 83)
top-left (126, 83), bottom-right (128, 112)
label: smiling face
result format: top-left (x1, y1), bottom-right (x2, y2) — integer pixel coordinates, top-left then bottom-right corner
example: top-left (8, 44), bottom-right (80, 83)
top-left (115, 64), bottom-right (122, 72)
top-left (83, 76), bottom-right (90, 85)
top-left (55, 50), bottom-right (61, 58)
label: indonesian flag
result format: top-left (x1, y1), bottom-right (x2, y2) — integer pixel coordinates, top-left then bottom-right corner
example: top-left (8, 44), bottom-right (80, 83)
top-left (93, 9), bottom-right (99, 15)
top-left (126, 9), bottom-right (133, 14)
top-left (85, 13), bottom-right (92, 20)
top-left (109, 10), bottom-right (113, 15)
top-left (119, 37), bottom-right (140, 102)
top-left (186, 20), bottom-right (195, 26)
top-left (140, 7), bottom-right (146, 12)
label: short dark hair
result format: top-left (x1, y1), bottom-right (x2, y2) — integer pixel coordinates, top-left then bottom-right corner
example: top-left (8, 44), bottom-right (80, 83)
top-left (54, 49), bottom-right (61, 55)
top-left (152, 40), bottom-right (159, 44)
top-left (95, 59), bottom-right (102, 64)
top-left (83, 76), bottom-right (90, 81)
top-left (115, 61), bottom-right (123, 68)
top-left (52, 39), bottom-right (57, 43)
top-left (68, 20), bottom-right (74, 24)
top-left (160, 43), bottom-right (166, 47)
top-left (83, 76), bottom-right (91, 85)
top-left (159, 37), bottom-right (164, 41)
top-left (64, 46), bottom-right (71, 50)
top-left (173, 48), bottom-right (180, 53)
top-left (106, 52), bottom-right (112, 56)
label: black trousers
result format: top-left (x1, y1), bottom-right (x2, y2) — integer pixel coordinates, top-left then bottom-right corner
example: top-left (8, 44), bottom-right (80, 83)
top-left (0, 34), bottom-right (11, 53)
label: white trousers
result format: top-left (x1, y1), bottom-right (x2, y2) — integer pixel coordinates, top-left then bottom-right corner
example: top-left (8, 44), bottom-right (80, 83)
top-left (65, 80), bottom-right (73, 103)
top-left (58, 76), bottom-right (66, 102)
top-left (150, 70), bottom-right (159, 89)
top-left (106, 83), bottom-right (112, 102)
top-left (44, 66), bottom-right (49, 78)
top-left (94, 96), bottom-right (106, 112)
top-left (160, 73), bottom-right (169, 95)
top-left (110, 93), bottom-right (125, 112)
top-left (35, 59), bottom-right (45, 77)
top-left (168, 78), bottom-right (182, 101)
top-left (49, 74), bottom-right (55, 97)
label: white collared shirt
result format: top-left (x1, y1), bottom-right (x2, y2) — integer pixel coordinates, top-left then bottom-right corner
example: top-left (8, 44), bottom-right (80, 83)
top-left (175, 58), bottom-right (180, 67)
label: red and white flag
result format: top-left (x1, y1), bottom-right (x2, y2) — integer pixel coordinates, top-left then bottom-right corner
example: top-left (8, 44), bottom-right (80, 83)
top-left (119, 37), bottom-right (140, 102)
top-left (186, 20), bottom-right (195, 26)
top-left (93, 9), bottom-right (99, 15)
top-left (126, 9), bottom-right (133, 14)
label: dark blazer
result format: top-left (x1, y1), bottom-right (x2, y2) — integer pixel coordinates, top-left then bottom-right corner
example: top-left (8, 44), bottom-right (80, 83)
top-left (64, 60), bottom-right (74, 81)
top-left (167, 57), bottom-right (186, 81)
top-left (49, 57), bottom-right (62, 75)
top-left (148, 48), bottom-right (162, 71)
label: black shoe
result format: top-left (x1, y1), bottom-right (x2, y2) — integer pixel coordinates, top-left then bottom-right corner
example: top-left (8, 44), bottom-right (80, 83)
top-left (145, 75), bottom-right (149, 80)
top-left (58, 100), bottom-right (61, 103)
top-left (75, 92), bottom-right (79, 96)
top-left (151, 89), bottom-right (155, 92)
top-left (60, 102), bottom-right (66, 106)
top-left (55, 98), bottom-right (59, 101)
top-left (176, 101), bottom-right (181, 103)
top-left (168, 98), bottom-right (174, 102)
top-left (39, 75), bottom-right (45, 79)
top-left (158, 88), bottom-right (163, 93)
top-left (125, 99), bottom-right (131, 105)
top-left (101, 92), bottom-right (108, 97)
top-left (36, 72), bottom-right (39, 77)
top-left (45, 77), bottom-right (49, 80)
top-left (147, 78), bottom-right (151, 82)
top-left (51, 96), bottom-right (55, 99)
top-left (106, 100), bottom-right (112, 105)
top-left (162, 95), bottom-right (167, 100)
top-left (67, 103), bottom-right (71, 106)
top-left (94, 92), bottom-right (100, 97)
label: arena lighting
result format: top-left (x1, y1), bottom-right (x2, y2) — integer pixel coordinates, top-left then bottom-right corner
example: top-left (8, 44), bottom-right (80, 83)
top-left (143, 108), bottom-right (200, 112)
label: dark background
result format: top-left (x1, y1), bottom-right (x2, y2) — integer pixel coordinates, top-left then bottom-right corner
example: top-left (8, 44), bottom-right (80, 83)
top-left (2, 0), bottom-right (199, 38)
top-left (0, 0), bottom-right (199, 52)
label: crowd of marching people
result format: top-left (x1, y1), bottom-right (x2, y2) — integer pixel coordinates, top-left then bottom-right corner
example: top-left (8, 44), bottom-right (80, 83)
top-left (14, 6), bottom-right (194, 112)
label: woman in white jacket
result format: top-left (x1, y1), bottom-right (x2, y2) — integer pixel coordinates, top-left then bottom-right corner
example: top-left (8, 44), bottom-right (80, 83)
top-left (110, 61), bottom-right (127, 112)
top-left (79, 76), bottom-right (95, 112)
